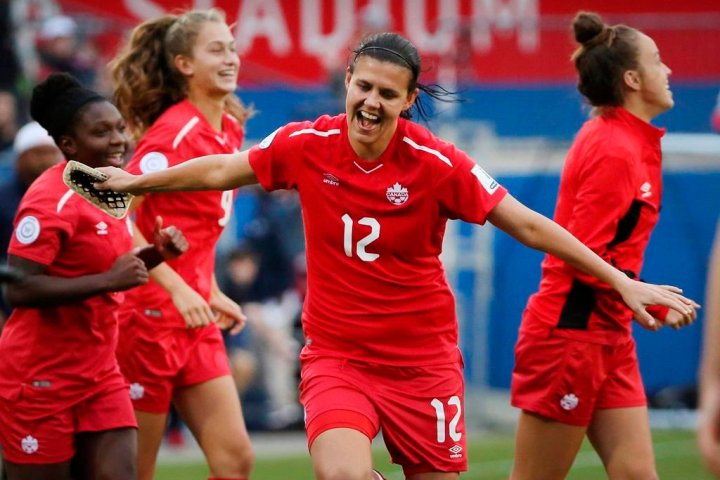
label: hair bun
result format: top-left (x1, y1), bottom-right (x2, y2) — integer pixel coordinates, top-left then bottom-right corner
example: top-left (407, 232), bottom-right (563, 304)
top-left (30, 73), bottom-right (83, 128)
top-left (573, 11), bottom-right (606, 46)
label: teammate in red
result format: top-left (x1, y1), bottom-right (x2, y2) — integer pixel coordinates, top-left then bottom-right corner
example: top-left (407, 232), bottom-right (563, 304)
top-left (0, 73), bottom-right (186, 480)
top-left (509, 12), bottom-right (699, 480)
top-left (109, 9), bottom-right (254, 480)
top-left (97, 32), bottom-right (695, 480)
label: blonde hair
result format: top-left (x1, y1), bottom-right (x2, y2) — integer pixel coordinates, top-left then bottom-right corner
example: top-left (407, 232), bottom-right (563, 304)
top-left (111, 8), bottom-right (251, 137)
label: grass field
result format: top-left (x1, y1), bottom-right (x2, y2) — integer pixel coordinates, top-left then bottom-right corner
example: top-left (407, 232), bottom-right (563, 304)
top-left (155, 429), bottom-right (712, 480)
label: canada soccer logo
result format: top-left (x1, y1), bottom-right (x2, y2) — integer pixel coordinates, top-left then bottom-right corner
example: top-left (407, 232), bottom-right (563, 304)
top-left (21, 435), bottom-right (38, 454)
top-left (386, 182), bottom-right (408, 205)
top-left (560, 393), bottom-right (579, 411)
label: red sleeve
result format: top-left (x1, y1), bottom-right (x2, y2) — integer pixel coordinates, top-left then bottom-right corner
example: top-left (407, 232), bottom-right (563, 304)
top-left (8, 194), bottom-right (77, 266)
top-left (435, 150), bottom-right (508, 225)
top-left (126, 125), bottom-right (182, 175)
top-left (248, 123), bottom-right (308, 192)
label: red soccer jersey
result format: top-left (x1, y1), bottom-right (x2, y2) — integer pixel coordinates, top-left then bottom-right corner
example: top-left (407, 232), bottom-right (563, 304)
top-left (522, 107), bottom-right (665, 344)
top-left (249, 114), bottom-right (507, 365)
top-left (124, 100), bottom-right (244, 328)
top-left (0, 163), bottom-right (133, 410)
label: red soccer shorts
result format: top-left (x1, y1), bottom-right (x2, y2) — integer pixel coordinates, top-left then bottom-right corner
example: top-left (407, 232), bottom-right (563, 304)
top-left (0, 371), bottom-right (136, 464)
top-left (511, 331), bottom-right (646, 426)
top-left (116, 309), bottom-right (231, 413)
top-left (299, 355), bottom-right (467, 476)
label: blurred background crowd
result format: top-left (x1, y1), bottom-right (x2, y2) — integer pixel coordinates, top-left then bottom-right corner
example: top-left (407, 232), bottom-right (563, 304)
top-left (1, 0), bottom-right (719, 447)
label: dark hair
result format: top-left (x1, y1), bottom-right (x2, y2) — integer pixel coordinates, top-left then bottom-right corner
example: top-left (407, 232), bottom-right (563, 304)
top-left (571, 12), bottom-right (640, 107)
top-left (111, 8), bottom-right (252, 137)
top-left (30, 72), bottom-right (105, 143)
top-left (350, 32), bottom-right (457, 122)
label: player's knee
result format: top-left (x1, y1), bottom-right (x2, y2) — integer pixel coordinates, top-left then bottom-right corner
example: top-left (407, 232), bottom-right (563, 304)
top-left (94, 458), bottom-right (136, 480)
top-left (315, 464), bottom-right (373, 480)
top-left (608, 462), bottom-right (658, 480)
top-left (208, 444), bottom-right (255, 477)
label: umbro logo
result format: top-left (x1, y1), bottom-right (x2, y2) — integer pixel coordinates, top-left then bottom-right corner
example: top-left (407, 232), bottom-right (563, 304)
top-left (323, 173), bottom-right (340, 186)
top-left (449, 444), bottom-right (463, 459)
top-left (96, 221), bottom-right (108, 235)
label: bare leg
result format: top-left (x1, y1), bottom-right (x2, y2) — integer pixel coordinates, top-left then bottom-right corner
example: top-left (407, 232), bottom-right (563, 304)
top-left (509, 410), bottom-right (587, 480)
top-left (310, 428), bottom-right (374, 480)
top-left (134, 410), bottom-right (168, 480)
top-left (74, 427), bottom-right (137, 480)
top-left (174, 375), bottom-right (254, 478)
top-left (587, 407), bottom-right (658, 480)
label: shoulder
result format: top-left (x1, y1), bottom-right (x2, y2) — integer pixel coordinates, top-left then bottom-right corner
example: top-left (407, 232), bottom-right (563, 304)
top-left (399, 119), bottom-right (464, 170)
top-left (257, 115), bottom-right (343, 150)
top-left (574, 116), bottom-right (636, 163)
top-left (139, 101), bottom-right (201, 151)
top-left (19, 165), bottom-right (78, 216)
top-left (285, 114), bottom-right (343, 140)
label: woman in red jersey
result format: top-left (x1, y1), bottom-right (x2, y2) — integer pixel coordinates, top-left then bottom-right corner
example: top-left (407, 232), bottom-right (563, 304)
top-left (0, 73), bottom-right (185, 480)
top-left (508, 12), bottom-right (700, 480)
top-left (108, 8), bottom-right (254, 480)
top-left (699, 219), bottom-right (720, 477)
top-left (97, 32), bottom-right (696, 480)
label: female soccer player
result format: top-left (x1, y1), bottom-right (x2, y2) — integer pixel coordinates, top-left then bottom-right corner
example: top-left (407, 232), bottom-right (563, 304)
top-left (0, 73), bottom-right (186, 480)
top-left (699, 218), bottom-right (720, 477)
top-left (98, 32), bottom-right (695, 480)
top-left (509, 12), bottom-right (698, 480)
top-left (109, 8), bottom-right (254, 480)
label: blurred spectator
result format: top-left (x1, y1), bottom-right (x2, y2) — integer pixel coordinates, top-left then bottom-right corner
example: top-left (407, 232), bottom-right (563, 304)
top-left (0, 0), bottom-right (21, 90)
top-left (36, 15), bottom-right (97, 87)
top-left (218, 244), bottom-right (303, 430)
top-left (0, 121), bottom-right (63, 319)
top-left (0, 90), bottom-right (18, 165)
top-left (712, 90), bottom-right (720, 133)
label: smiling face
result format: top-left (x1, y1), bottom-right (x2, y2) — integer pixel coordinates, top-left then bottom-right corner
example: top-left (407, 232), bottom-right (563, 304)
top-left (624, 32), bottom-right (673, 120)
top-left (61, 101), bottom-right (128, 169)
top-left (345, 56), bottom-right (418, 160)
top-left (176, 21), bottom-right (240, 99)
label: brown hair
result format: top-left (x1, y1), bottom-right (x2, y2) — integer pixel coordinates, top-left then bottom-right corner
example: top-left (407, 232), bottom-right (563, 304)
top-left (110, 8), bottom-right (251, 137)
top-left (571, 11), bottom-right (640, 107)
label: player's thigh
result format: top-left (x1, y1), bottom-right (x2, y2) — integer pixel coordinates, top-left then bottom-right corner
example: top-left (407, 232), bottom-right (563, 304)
top-left (510, 410), bottom-right (587, 480)
top-left (133, 410), bottom-right (168, 480)
top-left (74, 427), bottom-right (136, 480)
top-left (587, 406), bottom-right (657, 480)
top-left (173, 375), bottom-right (253, 460)
top-left (310, 427), bottom-right (374, 480)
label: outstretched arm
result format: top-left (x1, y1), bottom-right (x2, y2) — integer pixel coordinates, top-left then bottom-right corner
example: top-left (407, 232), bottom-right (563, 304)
top-left (487, 194), bottom-right (695, 328)
top-left (96, 150), bottom-right (257, 195)
top-left (699, 220), bottom-right (720, 476)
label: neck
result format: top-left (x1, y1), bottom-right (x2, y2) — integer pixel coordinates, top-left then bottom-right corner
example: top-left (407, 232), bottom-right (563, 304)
top-left (349, 124), bottom-right (398, 162)
top-left (187, 90), bottom-right (227, 131)
top-left (622, 96), bottom-right (655, 123)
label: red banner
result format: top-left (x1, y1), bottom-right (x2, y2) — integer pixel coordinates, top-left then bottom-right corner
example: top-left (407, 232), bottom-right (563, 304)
top-left (58, 0), bottom-right (720, 85)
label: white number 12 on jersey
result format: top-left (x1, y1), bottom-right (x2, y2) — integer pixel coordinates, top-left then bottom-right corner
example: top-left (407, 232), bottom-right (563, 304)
top-left (431, 396), bottom-right (462, 443)
top-left (342, 214), bottom-right (380, 262)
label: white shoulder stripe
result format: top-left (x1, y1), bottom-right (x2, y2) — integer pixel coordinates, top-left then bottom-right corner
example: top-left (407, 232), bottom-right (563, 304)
top-left (56, 189), bottom-right (74, 213)
top-left (173, 116), bottom-right (200, 150)
top-left (402, 136), bottom-right (452, 167)
top-left (289, 128), bottom-right (341, 138)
